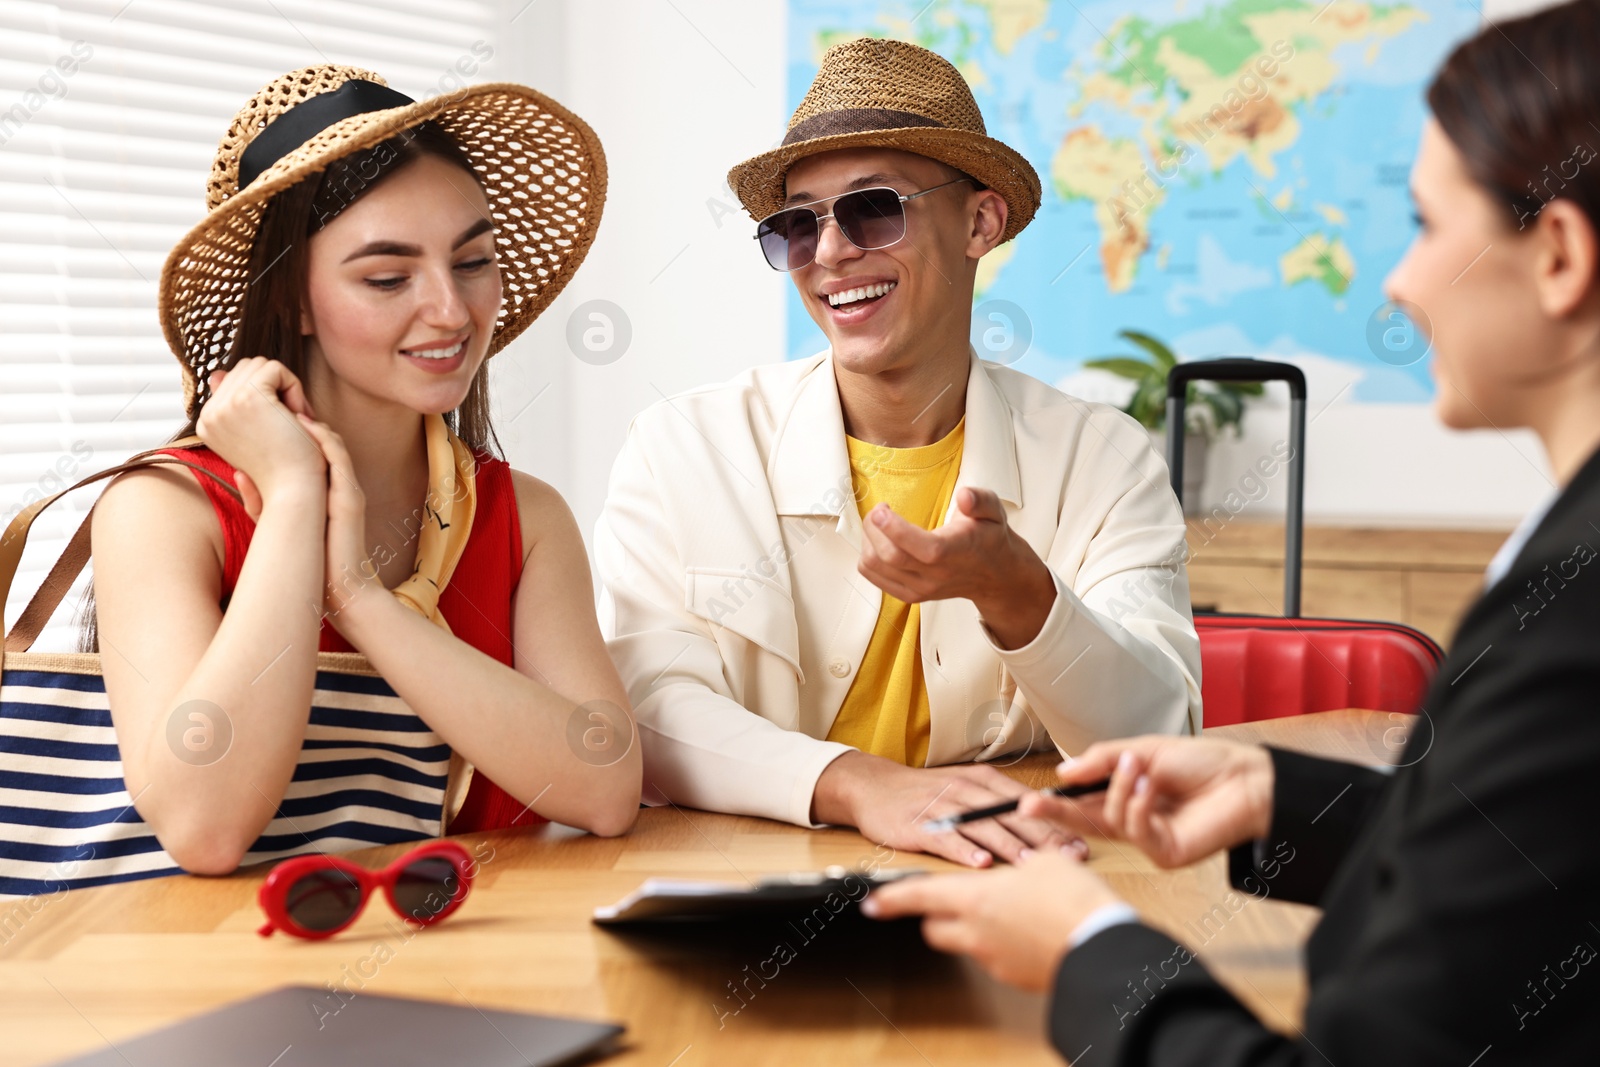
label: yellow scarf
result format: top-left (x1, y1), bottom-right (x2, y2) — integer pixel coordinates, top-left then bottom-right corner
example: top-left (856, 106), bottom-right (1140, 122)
top-left (389, 412), bottom-right (477, 634)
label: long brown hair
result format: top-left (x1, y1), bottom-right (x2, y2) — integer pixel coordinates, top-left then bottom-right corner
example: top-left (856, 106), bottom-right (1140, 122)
top-left (1427, 0), bottom-right (1600, 235)
top-left (79, 121), bottom-right (505, 651)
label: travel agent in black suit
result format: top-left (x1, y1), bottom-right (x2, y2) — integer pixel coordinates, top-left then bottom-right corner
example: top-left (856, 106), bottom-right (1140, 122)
top-left (1041, 440), bottom-right (1600, 1065)
top-left (861, 2), bottom-right (1600, 1063)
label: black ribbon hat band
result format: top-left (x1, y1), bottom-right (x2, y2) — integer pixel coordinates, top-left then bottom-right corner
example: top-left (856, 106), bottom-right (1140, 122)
top-left (237, 79), bottom-right (416, 189)
top-left (781, 107), bottom-right (946, 145)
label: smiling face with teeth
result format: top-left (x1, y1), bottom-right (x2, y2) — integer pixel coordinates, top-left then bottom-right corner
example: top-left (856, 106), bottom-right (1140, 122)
top-left (300, 153), bottom-right (503, 418)
top-left (782, 148), bottom-right (1008, 391)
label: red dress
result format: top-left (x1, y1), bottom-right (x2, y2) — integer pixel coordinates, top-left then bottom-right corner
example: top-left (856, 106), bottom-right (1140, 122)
top-left (158, 444), bottom-right (546, 833)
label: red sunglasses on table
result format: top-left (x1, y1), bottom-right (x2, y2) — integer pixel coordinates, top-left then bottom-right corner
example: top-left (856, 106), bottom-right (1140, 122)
top-left (257, 840), bottom-right (474, 940)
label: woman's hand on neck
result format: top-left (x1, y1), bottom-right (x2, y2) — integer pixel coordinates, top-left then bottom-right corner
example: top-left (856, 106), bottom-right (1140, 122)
top-left (303, 354), bottom-right (431, 511)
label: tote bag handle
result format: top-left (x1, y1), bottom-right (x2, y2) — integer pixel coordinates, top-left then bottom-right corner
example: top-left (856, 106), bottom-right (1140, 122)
top-left (0, 436), bottom-right (240, 654)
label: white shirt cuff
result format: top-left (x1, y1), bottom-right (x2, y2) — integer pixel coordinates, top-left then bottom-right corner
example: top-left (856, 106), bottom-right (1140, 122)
top-left (1067, 900), bottom-right (1140, 950)
top-left (978, 569), bottom-right (1076, 665)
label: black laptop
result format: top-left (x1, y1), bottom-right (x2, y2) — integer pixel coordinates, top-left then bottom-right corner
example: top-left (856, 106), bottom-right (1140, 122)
top-left (49, 986), bottom-right (623, 1067)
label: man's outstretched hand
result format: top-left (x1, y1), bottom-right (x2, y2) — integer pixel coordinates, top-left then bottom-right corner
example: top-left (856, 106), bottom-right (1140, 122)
top-left (857, 487), bottom-right (1057, 650)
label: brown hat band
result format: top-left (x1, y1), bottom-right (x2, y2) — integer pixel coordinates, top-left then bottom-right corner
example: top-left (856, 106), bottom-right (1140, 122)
top-left (781, 107), bottom-right (945, 146)
top-left (238, 78), bottom-right (414, 189)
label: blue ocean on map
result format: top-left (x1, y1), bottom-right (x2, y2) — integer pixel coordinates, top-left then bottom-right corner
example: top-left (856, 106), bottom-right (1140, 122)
top-left (784, 0), bottom-right (1484, 402)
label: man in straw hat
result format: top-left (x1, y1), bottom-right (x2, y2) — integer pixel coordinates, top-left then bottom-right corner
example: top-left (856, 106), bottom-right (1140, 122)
top-left (594, 39), bottom-right (1200, 867)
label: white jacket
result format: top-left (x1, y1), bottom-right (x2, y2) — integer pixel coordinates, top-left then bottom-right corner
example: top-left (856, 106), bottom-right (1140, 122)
top-left (595, 351), bottom-right (1202, 827)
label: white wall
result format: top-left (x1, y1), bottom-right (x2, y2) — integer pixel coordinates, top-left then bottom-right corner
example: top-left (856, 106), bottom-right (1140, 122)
top-left (491, 0), bottom-right (789, 543)
top-left (492, 0), bottom-right (1561, 541)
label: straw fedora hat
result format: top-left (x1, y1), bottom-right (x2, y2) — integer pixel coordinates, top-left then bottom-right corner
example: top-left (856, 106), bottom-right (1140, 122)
top-left (159, 65), bottom-right (608, 418)
top-left (727, 38), bottom-right (1040, 244)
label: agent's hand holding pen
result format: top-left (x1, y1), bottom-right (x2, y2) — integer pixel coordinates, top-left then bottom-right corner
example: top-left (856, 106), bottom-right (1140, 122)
top-left (862, 736), bottom-right (1278, 990)
top-left (1021, 736), bottom-right (1277, 868)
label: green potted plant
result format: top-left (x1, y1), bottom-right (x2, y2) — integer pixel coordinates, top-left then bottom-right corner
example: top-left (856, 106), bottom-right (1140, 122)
top-left (1083, 330), bottom-right (1263, 514)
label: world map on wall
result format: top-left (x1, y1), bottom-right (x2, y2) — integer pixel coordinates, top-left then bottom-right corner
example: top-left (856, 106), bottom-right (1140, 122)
top-left (784, 0), bottom-right (1483, 402)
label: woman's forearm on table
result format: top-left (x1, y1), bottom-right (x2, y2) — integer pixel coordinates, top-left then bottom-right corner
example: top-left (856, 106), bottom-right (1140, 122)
top-left (331, 590), bottom-right (641, 835)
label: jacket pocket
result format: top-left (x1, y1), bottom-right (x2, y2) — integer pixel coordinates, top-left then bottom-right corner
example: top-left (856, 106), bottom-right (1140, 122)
top-left (684, 567), bottom-right (804, 681)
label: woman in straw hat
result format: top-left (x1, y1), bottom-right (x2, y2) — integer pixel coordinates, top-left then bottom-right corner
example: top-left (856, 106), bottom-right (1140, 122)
top-left (83, 66), bottom-right (640, 875)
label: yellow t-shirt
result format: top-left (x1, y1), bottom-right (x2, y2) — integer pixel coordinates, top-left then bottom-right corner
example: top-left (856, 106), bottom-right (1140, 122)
top-left (824, 416), bottom-right (966, 767)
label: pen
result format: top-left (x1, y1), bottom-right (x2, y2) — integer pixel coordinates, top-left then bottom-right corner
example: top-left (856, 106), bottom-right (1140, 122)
top-left (920, 777), bottom-right (1112, 833)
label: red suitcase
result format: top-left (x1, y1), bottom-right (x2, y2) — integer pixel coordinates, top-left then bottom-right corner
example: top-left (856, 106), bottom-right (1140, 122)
top-left (1166, 360), bottom-right (1446, 725)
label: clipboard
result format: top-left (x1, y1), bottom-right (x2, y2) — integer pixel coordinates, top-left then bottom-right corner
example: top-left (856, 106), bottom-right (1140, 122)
top-left (592, 866), bottom-right (925, 924)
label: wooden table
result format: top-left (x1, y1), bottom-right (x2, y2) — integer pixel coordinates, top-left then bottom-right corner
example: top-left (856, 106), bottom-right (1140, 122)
top-left (0, 710), bottom-right (1401, 1066)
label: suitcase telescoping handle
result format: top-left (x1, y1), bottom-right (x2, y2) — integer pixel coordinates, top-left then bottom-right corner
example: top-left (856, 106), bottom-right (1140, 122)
top-left (1165, 358), bottom-right (1307, 617)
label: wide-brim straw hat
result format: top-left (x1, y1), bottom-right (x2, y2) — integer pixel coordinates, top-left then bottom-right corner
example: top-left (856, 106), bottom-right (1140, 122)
top-left (160, 65), bottom-right (607, 418)
top-left (727, 38), bottom-right (1040, 244)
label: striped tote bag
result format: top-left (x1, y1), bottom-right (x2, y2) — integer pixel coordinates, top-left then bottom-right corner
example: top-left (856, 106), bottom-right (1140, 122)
top-left (0, 443), bottom-right (454, 898)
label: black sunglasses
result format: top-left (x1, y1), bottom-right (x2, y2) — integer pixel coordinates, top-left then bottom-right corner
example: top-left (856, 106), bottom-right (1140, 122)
top-left (753, 177), bottom-right (976, 271)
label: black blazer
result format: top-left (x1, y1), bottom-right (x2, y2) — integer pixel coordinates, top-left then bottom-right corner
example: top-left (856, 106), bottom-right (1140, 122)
top-left (1049, 443), bottom-right (1600, 1065)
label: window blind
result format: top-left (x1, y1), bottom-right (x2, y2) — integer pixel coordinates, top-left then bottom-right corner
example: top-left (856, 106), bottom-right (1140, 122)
top-left (1, 0), bottom-right (498, 651)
